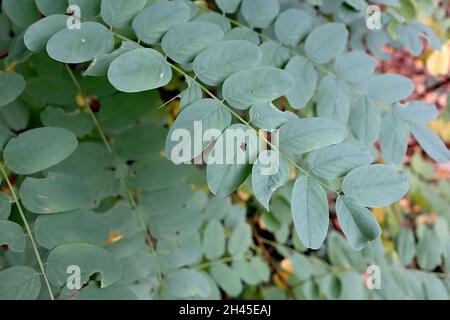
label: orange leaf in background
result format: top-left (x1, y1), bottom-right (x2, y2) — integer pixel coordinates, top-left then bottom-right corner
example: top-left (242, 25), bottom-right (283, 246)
top-left (280, 258), bottom-right (293, 275)
top-left (372, 208), bottom-right (385, 224)
top-left (426, 41), bottom-right (450, 76)
top-left (106, 231), bottom-right (123, 244)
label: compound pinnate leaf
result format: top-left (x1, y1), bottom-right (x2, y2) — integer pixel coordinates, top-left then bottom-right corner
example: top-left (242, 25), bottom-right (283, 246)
top-left (36, 0), bottom-right (67, 16)
top-left (410, 122), bottom-right (450, 163)
top-left (202, 220), bottom-right (225, 260)
top-left (132, 0), bottom-right (190, 45)
top-left (305, 23), bottom-right (348, 64)
top-left (395, 101), bottom-right (439, 123)
top-left (47, 22), bottom-right (115, 64)
top-left (367, 74), bottom-right (414, 104)
top-left (193, 40), bottom-right (262, 86)
top-left (275, 9), bottom-right (312, 46)
top-left (46, 242), bottom-right (121, 288)
top-left (0, 220), bottom-right (26, 252)
top-left (210, 263), bottom-right (243, 297)
top-left (291, 175), bottom-right (329, 250)
top-left (0, 72), bottom-right (26, 108)
top-left (308, 143), bottom-right (374, 180)
top-left (216, 0), bottom-right (241, 13)
top-left (0, 266), bottom-right (41, 300)
top-left (279, 117), bottom-right (348, 156)
top-left (68, 0), bottom-right (101, 20)
top-left (2, 0), bottom-right (39, 28)
top-left (336, 196), bottom-right (382, 251)
top-left (348, 96), bottom-right (381, 147)
top-left (249, 102), bottom-right (297, 130)
top-left (380, 110), bottom-right (408, 165)
top-left (20, 172), bottom-right (93, 214)
top-left (342, 164), bottom-right (409, 208)
top-left (334, 51), bottom-right (376, 82)
top-left (24, 15), bottom-right (67, 53)
top-left (396, 227), bottom-right (416, 266)
top-left (194, 12), bottom-right (231, 32)
top-left (165, 269), bottom-right (211, 299)
top-left (0, 192), bottom-right (11, 220)
top-left (165, 99), bottom-right (231, 163)
top-left (316, 76), bottom-right (351, 123)
top-left (4, 127), bottom-right (77, 175)
top-left (222, 67), bottom-right (294, 110)
top-left (252, 150), bottom-right (290, 210)
top-left (241, 0), bottom-right (279, 28)
top-left (101, 0), bottom-right (147, 29)
top-left (108, 48), bottom-right (172, 93)
top-left (161, 21), bottom-right (224, 64)
top-left (285, 56), bottom-right (318, 109)
top-left (206, 124), bottom-right (257, 196)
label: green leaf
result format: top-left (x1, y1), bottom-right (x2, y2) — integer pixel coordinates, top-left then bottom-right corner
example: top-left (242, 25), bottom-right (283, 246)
top-left (222, 67), bottom-right (294, 110)
top-left (4, 127), bottom-right (78, 175)
top-left (165, 269), bottom-right (211, 299)
top-left (308, 143), bottom-right (374, 180)
top-left (380, 110), bottom-right (408, 165)
top-left (342, 164), bottom-right (409, 208)
top-left (166, 99), bottom-right (231, 163)
top-left (421, 274), bottom-right (448, 300)
top-left (47, 22), bottom-right (114, 63)
top-left (417, 227), bottom-right (442, 271)
top-left (249, 102), bottom-right (297, 130)
top-left (279, 117), bottom-right (348, 156)
top-left (65, 282), bottom-right (137, 300)
top-left (0, 266), bottom-right (41, 300)
top-left (108, 48), bottom-right (172, 93)
top-left (0, 72), bottom-right (26, 108)
top-left (397, 24), bottom-right (423, 56)
top-left (193, 40), bottom-right (262, 86)
top-left (161, 21), bottom-right (224, 64)
top-left (2, 0), bottom-right (39, 28)
top-left (228, 221), bottom-right (252, 256)
top-left (291, 175), bottom-right (329, 250)
top-left (336, 196), bottom-right (381, 250)
top-left (252, 150), bottom-right (290, 210)
top-left (241, 0), bottom-right (279, 28)
top-left (224, 27), bottom-right (260, 45)
top-left (179, 79), bottom-right (202, 109)
top-left (316, 76), bottom-right (351, 123)
top-left (216, 0), bottom-right (241, 13)
top-left (258, 41), bottom-right (290, 68)
top-left (46, 242), bottom-right (121, 288)
top-left (210, 263), bottom-right (243, 297)
top-left (101, 0), bottom-right (147, 29)
top-left (348, 96), bottom-right (381, 147)
top-left (285, 56), bottom-right (318, 109)
top-left (396, 227), bottom-right (416, 266)
top-left (367, 74), bottom-right (414, 104)
top-left (334, 51), bottom-right (376, 82)
top-left (68, 0), bottom-right (101, 20)
top-left (84, 41), bottom-right (141, 77)
top-left (40, 106), bottom-right (93, 137)
top-left (206, 124), bottom-right (256, 196)
top-left (20, 172), bottom-right (93, 214)
top-left (202, 220), bottom-right (225, 260)
top-left (395, 101), bottom-right (439, 123)
top-left (114, 124), bottom-right (166, 160)
top-left (410, 122), bottom-right (450, 163)
top-left (24, 15), bottom-right (67, 53)
top-left (132, 0), bottom-right (190, 45)
top-left (36, 0), bottom-right (68, 15)
top-left (194, 12), bottom-right (231, 33)
top-left (305, 23), bottom-right (348, 64)
top-left (0, 192), bottom-right (12, 220)
top-left (0, 220), bottom-right (26, 252)
top-left (275, 9), bottom-right (312, 46)
top-left (25, 75), bottom-right (77, 105)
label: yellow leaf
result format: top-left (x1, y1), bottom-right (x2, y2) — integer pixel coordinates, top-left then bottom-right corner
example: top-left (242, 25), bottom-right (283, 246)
top-left (280, 259), bottom-right (293, 274)
top-left (372, 208), bottom-right (385, 224)
top-left (106, 231), bottom-right (123, 244)
top-left (426, 41), bottom-right (450, 76)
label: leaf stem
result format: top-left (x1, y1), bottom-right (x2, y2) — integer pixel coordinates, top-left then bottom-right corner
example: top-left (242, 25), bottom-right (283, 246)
top-left (0, 161), bottom-right (55, 300)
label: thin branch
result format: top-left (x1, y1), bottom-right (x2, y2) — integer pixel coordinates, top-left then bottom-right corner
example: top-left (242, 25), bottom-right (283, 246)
top-left (0, 161), bottom-right (55, 300)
